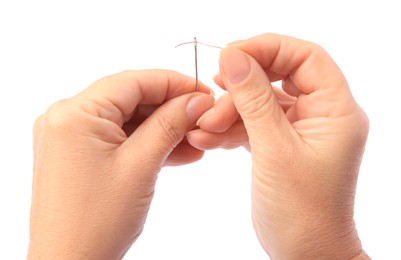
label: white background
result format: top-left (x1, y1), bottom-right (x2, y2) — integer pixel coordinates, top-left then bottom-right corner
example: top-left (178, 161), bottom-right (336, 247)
top-left (1, 0), bottom-right (400, 259)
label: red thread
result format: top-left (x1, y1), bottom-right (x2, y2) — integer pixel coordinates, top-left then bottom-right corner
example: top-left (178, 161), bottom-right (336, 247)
top-left (175, 40), bottom-right (222, 49)
top-left (175, 37), bottom-right (221, 92)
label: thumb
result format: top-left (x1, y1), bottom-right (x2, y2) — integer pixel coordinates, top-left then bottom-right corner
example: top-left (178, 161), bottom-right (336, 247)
top-left (117, 93), bottom-right (215, 175)
top-left (219, 47), bottom-right (293, 150)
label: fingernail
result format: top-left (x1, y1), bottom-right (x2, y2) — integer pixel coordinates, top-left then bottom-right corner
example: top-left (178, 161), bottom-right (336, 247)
top-left (186, 95), bottom-right (213, 124)
top-left (212, 73), bottom-right (221, 85)
top-left (220, 47), bottom-right (250, 84)
top-left (196, 107), bottom-right (215, 126)
top-left (213, 72), bottom-right (220, 81)
top-left (209, 87), bottom-right (215, 97)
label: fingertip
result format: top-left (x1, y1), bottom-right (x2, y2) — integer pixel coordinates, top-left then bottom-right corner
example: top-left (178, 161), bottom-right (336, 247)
top-left (186, 94), bottom-right (215, 125)
top-left (209, 87), bottom-right (216, 97)
top-left (220, 47), bottom-right (251, 86)
top-left (226, 39), bottom-right (246, 46)
top-left (118, 92), bottom-right (214, 168)
top-left (164, 142), bottom-right (205, 166)
top-left (219, 44), bottom-right (295, 140)
top-left (187, 121), bottom-right (249, 150)
top-left (196, 107), bottom-right (215, 127)
top-left (212, 73), bottom-right (226, 91)
top-left (186, 129), bottom-right (223, 151)
top-left (196, 93), bottom-right (238, 133)
top-left (198, 81), bottom-right (215, 96)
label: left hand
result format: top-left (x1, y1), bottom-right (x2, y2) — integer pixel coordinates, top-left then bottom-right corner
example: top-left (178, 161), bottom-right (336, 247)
top-left (28, 70), bottom-right (214, 259)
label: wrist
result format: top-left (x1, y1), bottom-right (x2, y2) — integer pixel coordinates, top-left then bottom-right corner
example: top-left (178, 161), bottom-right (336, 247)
top-left (274, 227), bottom-right (363, 259)
top-left (350, 250), bottom-right (371, 260)
top-left (289, 233), bottom-right (362, 259)
top-left (255, 210), bottom-right (364, 259)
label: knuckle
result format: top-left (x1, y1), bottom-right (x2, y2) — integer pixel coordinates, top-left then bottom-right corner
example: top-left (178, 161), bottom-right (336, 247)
top-left (356, 107), bottom-right (370, 142)
top-left (236, 88), bottom-right (271, 118)
top-left (156, 113), bottom-right (183, 146)
top-left (43, 99), bottom-right (77, 130)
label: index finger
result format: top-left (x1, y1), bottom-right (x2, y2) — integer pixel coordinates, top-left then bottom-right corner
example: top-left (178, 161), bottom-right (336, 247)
top-left (75, 69), bottom-right (212, 126)
top-left (230, 33), bottom-right (350, 95)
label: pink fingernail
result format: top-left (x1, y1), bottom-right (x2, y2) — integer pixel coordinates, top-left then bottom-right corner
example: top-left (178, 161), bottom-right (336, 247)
top-left (220, 47), bottom-right (250, 85)
top-left (196, 107), bottom-right (215, 126)
top-left (186, 95), bottom-right (213, 124)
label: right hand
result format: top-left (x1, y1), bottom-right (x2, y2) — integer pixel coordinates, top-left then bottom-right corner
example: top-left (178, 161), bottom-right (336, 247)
top-left (187, 33), bottom-right (370, 259)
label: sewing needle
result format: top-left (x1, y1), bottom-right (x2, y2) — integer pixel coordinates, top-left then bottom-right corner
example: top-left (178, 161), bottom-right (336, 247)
top-left (194, 37), bottom-right (198, 92)
top-left (175, 38), bottom-right (222, 92)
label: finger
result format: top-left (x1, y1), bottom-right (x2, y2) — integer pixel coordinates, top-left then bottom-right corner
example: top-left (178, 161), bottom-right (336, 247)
top-left (197, 92), bottom-right (239, 133)
top-left (230, 33), bottom-right (356, 119)
top-left (197, 84), bottom-right (294, 137)
top-left (231, 33), bottom-right (350, 95)
top-left (214, 71), bottom-right (283, 91)
top-left (33, 114), bottom-right (44, 150)
top-left (122, 105), bottom-right (158, 136)
top-left (213, 73), bottom-right (226, 90)
top-left (271, 86), bottom-right (297, 113)
top-left (164, 141), bottom-right (205, 166)
top-left (282, 77), bottom-right (302, 97)
top-left (219, 47), bottom-right (296, 149)
top-left (214, 73), bottom-right (296, 105)
top-left (128, 87), bottom-right (294, 136)
top-left (115, 93), bottom-right (215, 179)
top-left (187, 120), bottom-right (249, 150)
top-left (76, 70), bottom-right (213, 127)
top-left (32, 114), bottom-right (45, 192)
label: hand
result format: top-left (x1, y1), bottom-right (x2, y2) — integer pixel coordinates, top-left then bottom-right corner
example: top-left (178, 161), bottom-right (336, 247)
top-left (187, 34), bottom-right (370, 259)
top-left (28, 70), bottom-right (214, 259)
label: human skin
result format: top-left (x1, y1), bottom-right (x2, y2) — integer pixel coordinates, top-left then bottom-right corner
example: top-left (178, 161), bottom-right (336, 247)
top-left (29, 33), bottom-right (371, 259)
top-left (187, 34), bottom-right (370, 259)
top-left (28, 70), bottom-right (215, 259)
